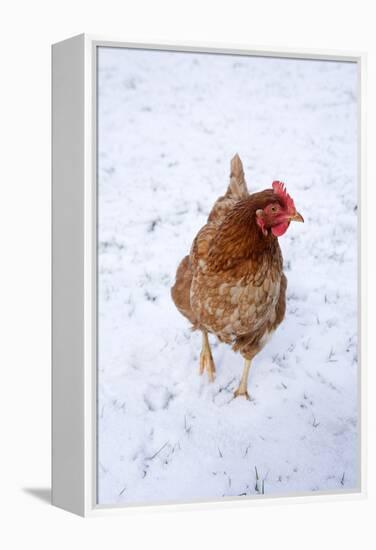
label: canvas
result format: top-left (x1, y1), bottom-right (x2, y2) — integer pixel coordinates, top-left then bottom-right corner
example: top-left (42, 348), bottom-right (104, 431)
top-left (96, 46), bottom-right (359, 505)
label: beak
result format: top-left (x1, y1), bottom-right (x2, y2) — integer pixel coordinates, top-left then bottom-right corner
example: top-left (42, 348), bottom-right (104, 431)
top-left (289, 211), bottom-right (304, 223)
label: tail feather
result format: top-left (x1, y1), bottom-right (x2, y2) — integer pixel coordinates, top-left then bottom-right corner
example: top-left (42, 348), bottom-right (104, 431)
top-left (207, 154), bottom-right (250, 224)
top-left (225, 154), bottom-right (249, 199)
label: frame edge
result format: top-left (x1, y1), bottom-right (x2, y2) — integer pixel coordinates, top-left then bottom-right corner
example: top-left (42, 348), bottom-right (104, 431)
top-left (52, 33), bottom-right (86, 517)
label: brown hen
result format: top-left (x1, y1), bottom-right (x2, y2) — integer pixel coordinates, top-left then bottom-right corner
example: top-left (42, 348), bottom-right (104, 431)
top-left (171, 155), bottom-right (303, 399)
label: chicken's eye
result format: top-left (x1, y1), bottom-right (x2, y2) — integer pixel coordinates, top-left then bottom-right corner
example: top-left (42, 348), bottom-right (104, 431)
top-left (270, 205), bottom-right (278, 212)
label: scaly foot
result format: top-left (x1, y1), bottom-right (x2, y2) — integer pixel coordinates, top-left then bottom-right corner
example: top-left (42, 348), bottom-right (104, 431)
top-left (233, 387), bottom-right (250, 400)
top-left (234, 358), bottom-right (252, 399)
top-left (199, 348), bottom-right (216, 382)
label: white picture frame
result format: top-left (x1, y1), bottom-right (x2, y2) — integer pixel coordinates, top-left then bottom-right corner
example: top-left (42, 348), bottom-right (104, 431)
top-left (52, 34), bottom-right (366, 517)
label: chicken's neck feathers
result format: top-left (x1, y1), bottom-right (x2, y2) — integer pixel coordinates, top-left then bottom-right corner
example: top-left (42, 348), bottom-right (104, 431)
top-left (206, 195), bottom-right (282, 273)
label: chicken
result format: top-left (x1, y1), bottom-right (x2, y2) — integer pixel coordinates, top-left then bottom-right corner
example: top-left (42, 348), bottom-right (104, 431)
top-left (171, 154), bottom-right (304, 399)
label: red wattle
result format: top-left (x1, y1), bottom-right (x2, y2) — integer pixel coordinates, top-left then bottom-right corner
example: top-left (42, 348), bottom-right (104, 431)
top-left (271, 221), bottom-right (290, 237)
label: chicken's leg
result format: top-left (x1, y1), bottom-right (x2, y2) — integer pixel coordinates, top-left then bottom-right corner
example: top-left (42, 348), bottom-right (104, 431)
top-left (199, 330), bottom-right (216, 382)
top-left (234, 358), bottom-right (252, 399)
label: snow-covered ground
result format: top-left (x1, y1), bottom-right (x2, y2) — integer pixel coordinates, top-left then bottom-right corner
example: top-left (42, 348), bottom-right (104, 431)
top-left (97, 47), bottom-right (358, 506)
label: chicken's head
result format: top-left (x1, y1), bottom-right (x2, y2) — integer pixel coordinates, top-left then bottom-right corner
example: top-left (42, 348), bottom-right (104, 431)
top-left (256, 181), bottom-right (304, 237)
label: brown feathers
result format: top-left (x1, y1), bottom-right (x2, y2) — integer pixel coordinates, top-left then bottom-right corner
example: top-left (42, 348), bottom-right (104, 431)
top-left (171, 155), bottom-right (287, 361)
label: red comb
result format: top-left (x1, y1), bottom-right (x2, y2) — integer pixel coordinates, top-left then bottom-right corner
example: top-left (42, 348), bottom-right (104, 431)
top-left (272, 181), bottom-right (295, 212)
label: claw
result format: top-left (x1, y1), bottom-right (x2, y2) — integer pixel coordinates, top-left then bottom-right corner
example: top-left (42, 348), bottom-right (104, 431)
top-left (234, 388), bottom-right (250, 400)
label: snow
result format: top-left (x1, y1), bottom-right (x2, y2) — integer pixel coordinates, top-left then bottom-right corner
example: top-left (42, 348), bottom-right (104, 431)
top-left (97, 47), bottom-right (358, 506)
